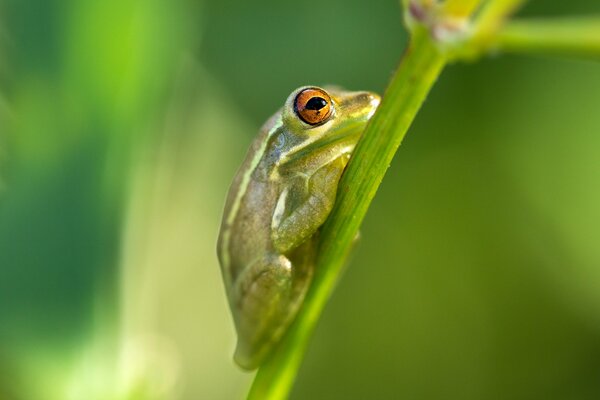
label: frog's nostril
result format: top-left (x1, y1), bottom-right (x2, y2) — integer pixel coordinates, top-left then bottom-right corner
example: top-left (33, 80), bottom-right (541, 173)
top-left (360, 92), bottom-right (380, 109)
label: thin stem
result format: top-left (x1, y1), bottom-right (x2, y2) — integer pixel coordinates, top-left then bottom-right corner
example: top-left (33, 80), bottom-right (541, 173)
top-left (475, 0), bottom-right (525, 34)
top-left (247, 28), bottom-right (447, 400)
top-left (449, 0), bottom-right (528, 60)
top-left (494, 17), bottom-right (600, 59)
top-left (442, 0), bottom-right (483, 18)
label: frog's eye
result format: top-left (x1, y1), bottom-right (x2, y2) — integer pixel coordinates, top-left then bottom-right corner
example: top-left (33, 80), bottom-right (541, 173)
top-left (294, 88), bottom-right (333, 126)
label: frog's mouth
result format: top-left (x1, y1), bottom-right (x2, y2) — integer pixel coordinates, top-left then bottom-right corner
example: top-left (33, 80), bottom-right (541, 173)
top-left (337, 91), bottom-right (380, 121)
top-left (280, 118), bottom-right (369, 168)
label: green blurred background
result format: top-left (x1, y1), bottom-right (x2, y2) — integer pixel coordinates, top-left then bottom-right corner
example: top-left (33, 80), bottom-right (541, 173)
top-left (1, 0), bottom-right (600, 399)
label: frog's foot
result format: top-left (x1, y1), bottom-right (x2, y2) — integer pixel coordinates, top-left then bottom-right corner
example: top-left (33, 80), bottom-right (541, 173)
top-left (232, 254), bottom-right (298, 370)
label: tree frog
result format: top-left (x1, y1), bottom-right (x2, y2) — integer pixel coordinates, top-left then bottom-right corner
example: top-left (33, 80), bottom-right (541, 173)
top-left (217, 86), bottom-right (380, 370)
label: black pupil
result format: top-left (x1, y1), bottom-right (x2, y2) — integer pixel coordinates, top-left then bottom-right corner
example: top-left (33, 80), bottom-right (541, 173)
top-left (305, 96), bottom-right (327, 111)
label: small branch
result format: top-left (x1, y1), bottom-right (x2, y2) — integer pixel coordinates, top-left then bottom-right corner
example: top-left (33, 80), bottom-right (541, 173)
top-left (247, 28), bottom-right (447, 400)
top-left (447, 0), bottom-right (528, 60)
top-left (493, 17), bottom-right (600, 59)
top-left (442, 0), bottom-right (483, 18)
top-left (475, 0), bottom-right (525, 34)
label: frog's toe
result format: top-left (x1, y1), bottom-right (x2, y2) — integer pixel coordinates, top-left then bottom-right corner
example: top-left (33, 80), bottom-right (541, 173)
top-left (234, 341), bottom-right (262, 371)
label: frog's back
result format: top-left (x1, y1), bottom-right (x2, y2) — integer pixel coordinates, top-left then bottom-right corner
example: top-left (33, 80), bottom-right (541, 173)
top-left (223, 177), bottom-right (278, 279)
top-left (217, 113), bottom-right (282, 289)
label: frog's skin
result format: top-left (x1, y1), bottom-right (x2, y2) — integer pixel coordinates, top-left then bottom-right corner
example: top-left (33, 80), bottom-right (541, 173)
top-left (217, 86), bottom-right (379, 370)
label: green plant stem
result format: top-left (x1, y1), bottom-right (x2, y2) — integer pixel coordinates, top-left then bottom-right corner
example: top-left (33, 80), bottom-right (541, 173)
top-left (493, 17), bottom-right (600, 59)
top-left (451, 0), bottom-right (527, 60)
top-left (247, 28), bottom-right (447, 400)
top-left (475, 0), bottom-right (525, 33)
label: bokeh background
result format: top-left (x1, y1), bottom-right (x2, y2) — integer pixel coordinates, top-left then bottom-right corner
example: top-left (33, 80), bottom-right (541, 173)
top-left (1, 0), bottom-right (600, 399)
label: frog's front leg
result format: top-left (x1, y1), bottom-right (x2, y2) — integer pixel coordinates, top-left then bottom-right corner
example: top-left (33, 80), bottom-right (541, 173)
top-left (272, 155), bottom-right (348, 254)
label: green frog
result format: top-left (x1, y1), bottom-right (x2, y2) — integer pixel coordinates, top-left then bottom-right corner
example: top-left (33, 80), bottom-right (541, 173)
top-left (217, 86), bottom-right (379, 370)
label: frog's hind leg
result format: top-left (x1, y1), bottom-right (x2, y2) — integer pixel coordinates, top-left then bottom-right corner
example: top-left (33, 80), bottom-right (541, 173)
top-left (232, 254), bottom-right (296, 370)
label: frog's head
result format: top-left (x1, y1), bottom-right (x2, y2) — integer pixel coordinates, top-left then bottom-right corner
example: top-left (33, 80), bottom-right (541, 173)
top-left (275, 86), bottom-right (380, 168)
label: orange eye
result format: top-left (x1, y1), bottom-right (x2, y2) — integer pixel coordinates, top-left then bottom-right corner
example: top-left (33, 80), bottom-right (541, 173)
top-left (293, 88), bottom-right (333, 126)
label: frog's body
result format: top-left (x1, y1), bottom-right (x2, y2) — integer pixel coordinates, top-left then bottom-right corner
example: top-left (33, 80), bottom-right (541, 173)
top-left (217, 86), bottom-right (379, 370)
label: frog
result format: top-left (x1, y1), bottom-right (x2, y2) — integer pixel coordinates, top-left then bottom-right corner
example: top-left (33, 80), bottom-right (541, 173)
top-left (217, 86), bottom-right (380, 370)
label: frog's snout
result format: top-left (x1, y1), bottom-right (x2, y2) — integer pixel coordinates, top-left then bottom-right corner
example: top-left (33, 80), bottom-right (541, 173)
top-left (361, 92), bottom-right (381, 106)
top-left (349, 91), bottom-right (380, 119)
top-left (364, 92), bottom-right (381, 115)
